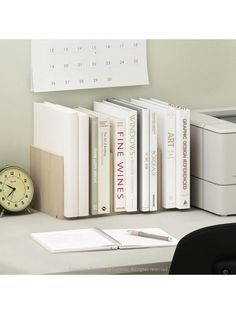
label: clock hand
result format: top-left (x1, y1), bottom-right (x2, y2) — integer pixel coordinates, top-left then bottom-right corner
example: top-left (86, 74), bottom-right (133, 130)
top-left (7, 189), bottom-right (14, 198)
top-left (7, 187), bottom-right (16, 198)
top-left (10, 191), bottom-right (15, 201)
top-left (6, 185), bottom-right (14, 190)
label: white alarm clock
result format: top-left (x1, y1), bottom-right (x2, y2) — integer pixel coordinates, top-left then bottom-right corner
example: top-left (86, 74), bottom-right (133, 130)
top-left (0, 166), bottom-right (34, 214)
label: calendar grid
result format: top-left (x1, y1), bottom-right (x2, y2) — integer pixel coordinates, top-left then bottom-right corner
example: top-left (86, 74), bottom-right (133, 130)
top-left (31, 40), bottom-right (149, 92)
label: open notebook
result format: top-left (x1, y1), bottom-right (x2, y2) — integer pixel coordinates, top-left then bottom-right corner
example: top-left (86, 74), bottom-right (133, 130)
top-left (31, 227), bottom-right (178, 253)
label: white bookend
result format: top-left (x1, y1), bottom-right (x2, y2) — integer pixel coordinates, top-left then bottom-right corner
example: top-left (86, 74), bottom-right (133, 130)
top-left (77, 107), bottom-right (110, 215)
top-left (139, 99), bottom-right (176, 209)
top-left (130, 99), bottom-right (158, 211)
top-left (107, 98), bottom-right (150, 212)
top-left (33, 102), bottom-right (89, 217)
top-left (150, 98), bottom-right (190, 209)
top-left (94, 101), bottom-right (137, 212)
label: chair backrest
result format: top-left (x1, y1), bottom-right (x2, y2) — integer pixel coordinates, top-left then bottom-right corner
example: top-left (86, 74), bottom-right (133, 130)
top-left (169, 223), bottom-right (236, 274)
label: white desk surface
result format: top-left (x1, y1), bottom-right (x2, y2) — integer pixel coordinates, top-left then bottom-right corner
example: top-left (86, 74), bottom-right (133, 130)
top-left (1, 208), bottom-right (236, 274)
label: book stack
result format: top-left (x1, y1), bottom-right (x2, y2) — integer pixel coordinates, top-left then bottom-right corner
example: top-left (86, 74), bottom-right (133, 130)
top-left (32, 98), bottom-right (190, 218)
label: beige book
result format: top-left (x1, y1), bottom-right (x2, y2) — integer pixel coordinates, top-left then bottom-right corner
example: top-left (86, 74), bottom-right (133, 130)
top-left (77, 107), bottom-right (110, 214)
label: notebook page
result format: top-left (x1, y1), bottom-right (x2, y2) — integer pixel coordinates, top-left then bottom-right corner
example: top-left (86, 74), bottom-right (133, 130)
top-left (104, 228), bottom-right (178, 249)
top-left (31, 228), bottom-right (118, 253)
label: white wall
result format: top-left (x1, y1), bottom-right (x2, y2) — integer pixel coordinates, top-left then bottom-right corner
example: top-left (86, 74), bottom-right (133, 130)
top-left (1, 40), bottom-right (236, 170)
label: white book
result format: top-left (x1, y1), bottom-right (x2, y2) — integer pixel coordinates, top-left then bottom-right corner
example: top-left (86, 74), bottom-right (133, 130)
top-left (173, 106), bottom-right (190, 209)
top-left (107, 98), bottom-right (150, 212)
top-left (93, 108), bottom-right (126, 212)
top-left (33, 102), bottom-right (89, 217)
top-left (77, 107), bottom-right (110, 215)
top-left (151, 98), bottom-right (190, 209)
top-left (139, 98), bottom-right (176, 209)
top-left (31, 227), bottom-right (178, 253)
top-left (77, 109), bottom-right (98, 215)
top-left (77, 111), bottom-right (89, 216)
top-left (94, 101), bottom-right (137, 212)
top-left (130, 99), bottom-right (158, 211)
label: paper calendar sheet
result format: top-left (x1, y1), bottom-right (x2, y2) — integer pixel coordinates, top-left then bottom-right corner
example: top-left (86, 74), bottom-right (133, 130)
top-left (31, 40), bottom-right (149, 92)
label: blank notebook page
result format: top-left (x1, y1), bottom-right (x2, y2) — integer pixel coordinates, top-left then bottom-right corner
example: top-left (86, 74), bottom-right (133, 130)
top-left (31, 228), bottom-right (116, 253)
top-left (105, 228), bottom-right (178, 249)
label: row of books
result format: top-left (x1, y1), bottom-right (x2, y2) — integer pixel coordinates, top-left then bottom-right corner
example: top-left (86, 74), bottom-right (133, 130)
top-left (33, 98), bottom-right (190, 218)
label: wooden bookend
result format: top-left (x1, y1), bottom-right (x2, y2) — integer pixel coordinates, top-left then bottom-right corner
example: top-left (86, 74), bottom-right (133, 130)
top-left (30, 145), bottom-right (64, 219)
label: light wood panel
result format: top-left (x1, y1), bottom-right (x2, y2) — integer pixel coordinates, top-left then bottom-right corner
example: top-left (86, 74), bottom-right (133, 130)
top-left (30, 145), bottom-right (64, 219)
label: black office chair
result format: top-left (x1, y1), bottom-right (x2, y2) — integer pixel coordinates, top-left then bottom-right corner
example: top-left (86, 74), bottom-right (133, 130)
top-left (169, 223), bottom-right (236, 274)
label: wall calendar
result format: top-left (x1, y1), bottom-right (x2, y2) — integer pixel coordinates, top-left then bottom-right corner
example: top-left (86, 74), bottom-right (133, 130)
top-left (31, 40), bottom-right (149, 92)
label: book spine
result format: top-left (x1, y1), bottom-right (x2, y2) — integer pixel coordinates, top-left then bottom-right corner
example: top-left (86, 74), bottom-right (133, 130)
top-left (90, 117), bottom-right (98, 215)
top-left (162, 110), bottom-right (176, 208)
top-left (114, 120), bottom-right (126, 212)
top-left (126, 113), bottom-right (137, 212)
top-left (64, 112), bottom-right (80, 217)
top-left (139, 110), bottom-right (150, 212)
top-left (98, 118), bottom-right (110, 214)
top-left (109, 123), bottom-right (115, 212)
top-left (110, 151), bottom-right (114, 212)
top-left (78, 114), bottom-right (89, 216)
top-left (149, 110), bottom-right (158, 211)
top-left (175, 109), bottom-right (190, 209)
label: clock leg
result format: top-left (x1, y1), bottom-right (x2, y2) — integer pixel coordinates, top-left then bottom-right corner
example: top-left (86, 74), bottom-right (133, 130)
top-left (0, 209), bottom-right (5, 217)
top-left (26, 208), bottom-right (32, 214)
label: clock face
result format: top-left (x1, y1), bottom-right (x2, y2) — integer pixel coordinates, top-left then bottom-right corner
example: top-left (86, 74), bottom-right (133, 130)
top-left (0, 167), bottom-right (34, 212)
